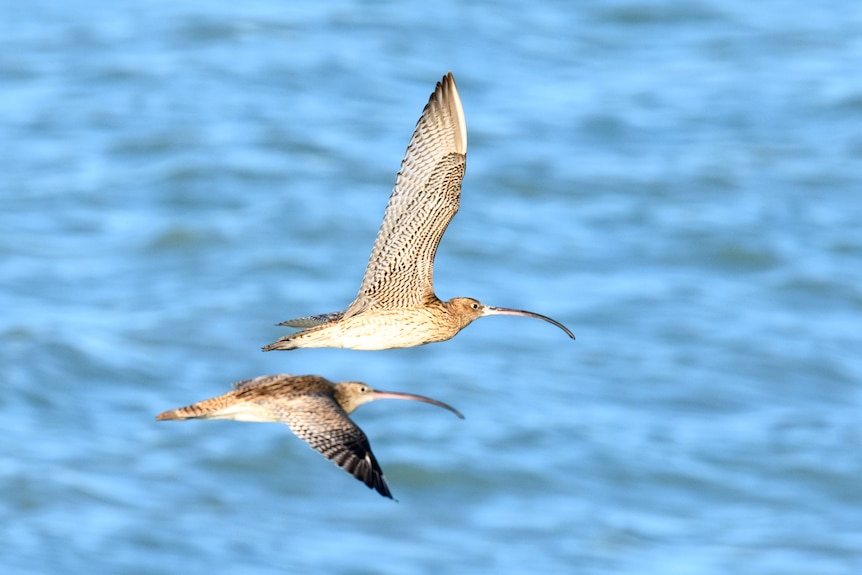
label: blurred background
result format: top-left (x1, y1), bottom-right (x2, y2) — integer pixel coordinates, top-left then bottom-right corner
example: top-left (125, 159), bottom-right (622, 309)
top-left (2, 1), bottom-right (861, 573)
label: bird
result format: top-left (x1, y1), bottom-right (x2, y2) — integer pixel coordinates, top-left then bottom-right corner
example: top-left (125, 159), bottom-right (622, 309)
top-left (264, 72), bottom-right (573, 352)
top-left (156, 374), bottom-right (464, 499)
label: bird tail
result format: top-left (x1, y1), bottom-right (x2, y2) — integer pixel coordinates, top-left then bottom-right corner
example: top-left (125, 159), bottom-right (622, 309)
top-left (156, 403), bottom-right (213, 421)
top-left (261, 336), bottom-right (298, 352)
top-left (264, 311), bottom-right (346, 351)
top-left (156, 392), bottom-right (275, 423)
top-left (156, 393), bottom-right (239, 421)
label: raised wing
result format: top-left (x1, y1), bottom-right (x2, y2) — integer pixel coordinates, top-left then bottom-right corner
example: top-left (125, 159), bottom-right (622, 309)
top-left (346, 72), bottom-right (467, 316)
top-left (273, 395), bottom-right (392, 499)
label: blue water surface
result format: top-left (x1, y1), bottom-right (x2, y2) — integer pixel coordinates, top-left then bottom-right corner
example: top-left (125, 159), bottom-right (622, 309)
top-left (2, 1), bottom-right (862, 573)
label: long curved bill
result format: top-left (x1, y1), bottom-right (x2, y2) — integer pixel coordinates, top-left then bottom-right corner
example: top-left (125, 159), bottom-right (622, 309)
top-left (372, 390), bottom-right (465, 419)
top-left (483, 306), bottom-right (575, 340)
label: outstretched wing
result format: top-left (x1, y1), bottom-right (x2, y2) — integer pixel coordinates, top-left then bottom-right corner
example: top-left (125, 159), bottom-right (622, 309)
top-left (273, 395), bottom-right (392, 499)
top-left (346, 72), bottom-right (467, 316)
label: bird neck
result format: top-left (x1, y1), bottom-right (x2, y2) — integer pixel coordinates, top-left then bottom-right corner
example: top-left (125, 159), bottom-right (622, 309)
top-left (333, 387), bottom-right (366, 414)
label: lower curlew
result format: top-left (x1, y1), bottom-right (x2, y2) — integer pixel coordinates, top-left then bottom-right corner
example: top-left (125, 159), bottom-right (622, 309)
top-left (156, 374), bottom-right (464, 499)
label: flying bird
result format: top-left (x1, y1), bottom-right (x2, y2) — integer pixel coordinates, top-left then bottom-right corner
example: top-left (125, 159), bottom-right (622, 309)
top-left (156, 374), bottom-right (464, 499)
top-left (264, 72), bottom-right (574, 351)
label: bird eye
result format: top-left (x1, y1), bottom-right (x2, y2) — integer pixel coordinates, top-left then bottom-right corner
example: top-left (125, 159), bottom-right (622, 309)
top-left (471, 303), bottom-right (479, 310)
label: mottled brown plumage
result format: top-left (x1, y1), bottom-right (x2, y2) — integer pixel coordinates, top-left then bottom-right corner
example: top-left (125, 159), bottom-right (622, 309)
top-left (156, 374), bottom-right (464, 499)
top-left (264, 72), bottom-right (574, 352)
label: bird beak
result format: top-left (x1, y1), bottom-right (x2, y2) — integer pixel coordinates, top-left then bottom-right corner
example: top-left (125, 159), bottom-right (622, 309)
top-left (371, 390), bottom-right (465, 419)
top-left (482, 306), bottom-right (575, 340)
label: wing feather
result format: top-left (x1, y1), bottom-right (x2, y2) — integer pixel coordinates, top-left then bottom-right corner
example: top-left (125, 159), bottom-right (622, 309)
top-left (273, 395), bottom-right (393, 499)
top-left (346, 72), bottom-right (467, 315)
top-left (277, 311), bottom-right (345, 328)
top-left (232, 374), bottom-right (295, 391)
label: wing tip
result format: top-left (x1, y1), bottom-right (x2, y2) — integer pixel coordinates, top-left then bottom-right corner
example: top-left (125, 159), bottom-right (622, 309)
top-left (374, 473), bottom-right (395, 499)
top-left (440, 71), bottom-right (467, 154)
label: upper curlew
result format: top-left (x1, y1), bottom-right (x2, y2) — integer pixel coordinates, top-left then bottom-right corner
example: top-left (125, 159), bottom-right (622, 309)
top-left (264, 72), bottom-right (574, 352)
top-left (156, 374), bottom-right (464, 499)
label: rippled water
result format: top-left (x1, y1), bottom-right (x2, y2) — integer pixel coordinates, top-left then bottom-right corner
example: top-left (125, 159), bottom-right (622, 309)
top-left (3, 1), bottom-right (862, 573)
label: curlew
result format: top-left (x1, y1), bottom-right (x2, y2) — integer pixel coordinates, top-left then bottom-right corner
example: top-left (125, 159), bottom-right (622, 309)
top-left (156, 374), bottom-right (463, 499)
top-left (264, 72), bottom-right (574, 352)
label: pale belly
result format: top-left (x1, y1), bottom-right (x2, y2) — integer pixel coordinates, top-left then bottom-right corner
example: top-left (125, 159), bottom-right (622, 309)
top-left (296, 309), bottom-right (459, 351)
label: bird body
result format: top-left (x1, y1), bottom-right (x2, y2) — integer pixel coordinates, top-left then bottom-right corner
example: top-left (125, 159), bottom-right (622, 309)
top-left (266, 301), bottom-right (464, 351)
top-left (156, 374), bottom-right (463, 499)
top-left (264, 72), bottom-right (574, 352)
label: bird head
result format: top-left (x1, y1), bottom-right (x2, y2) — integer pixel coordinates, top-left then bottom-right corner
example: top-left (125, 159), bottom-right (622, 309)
top-left (334, 382), bottom-right (464, 418)
top-left (446, 297), bottom-right (486, 327)
top-left (446, 297), bottom-right (575, 339)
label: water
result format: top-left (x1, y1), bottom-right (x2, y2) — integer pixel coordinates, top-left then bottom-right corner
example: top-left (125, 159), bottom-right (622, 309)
top-left (2, 1), bottom-right (861, 573)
